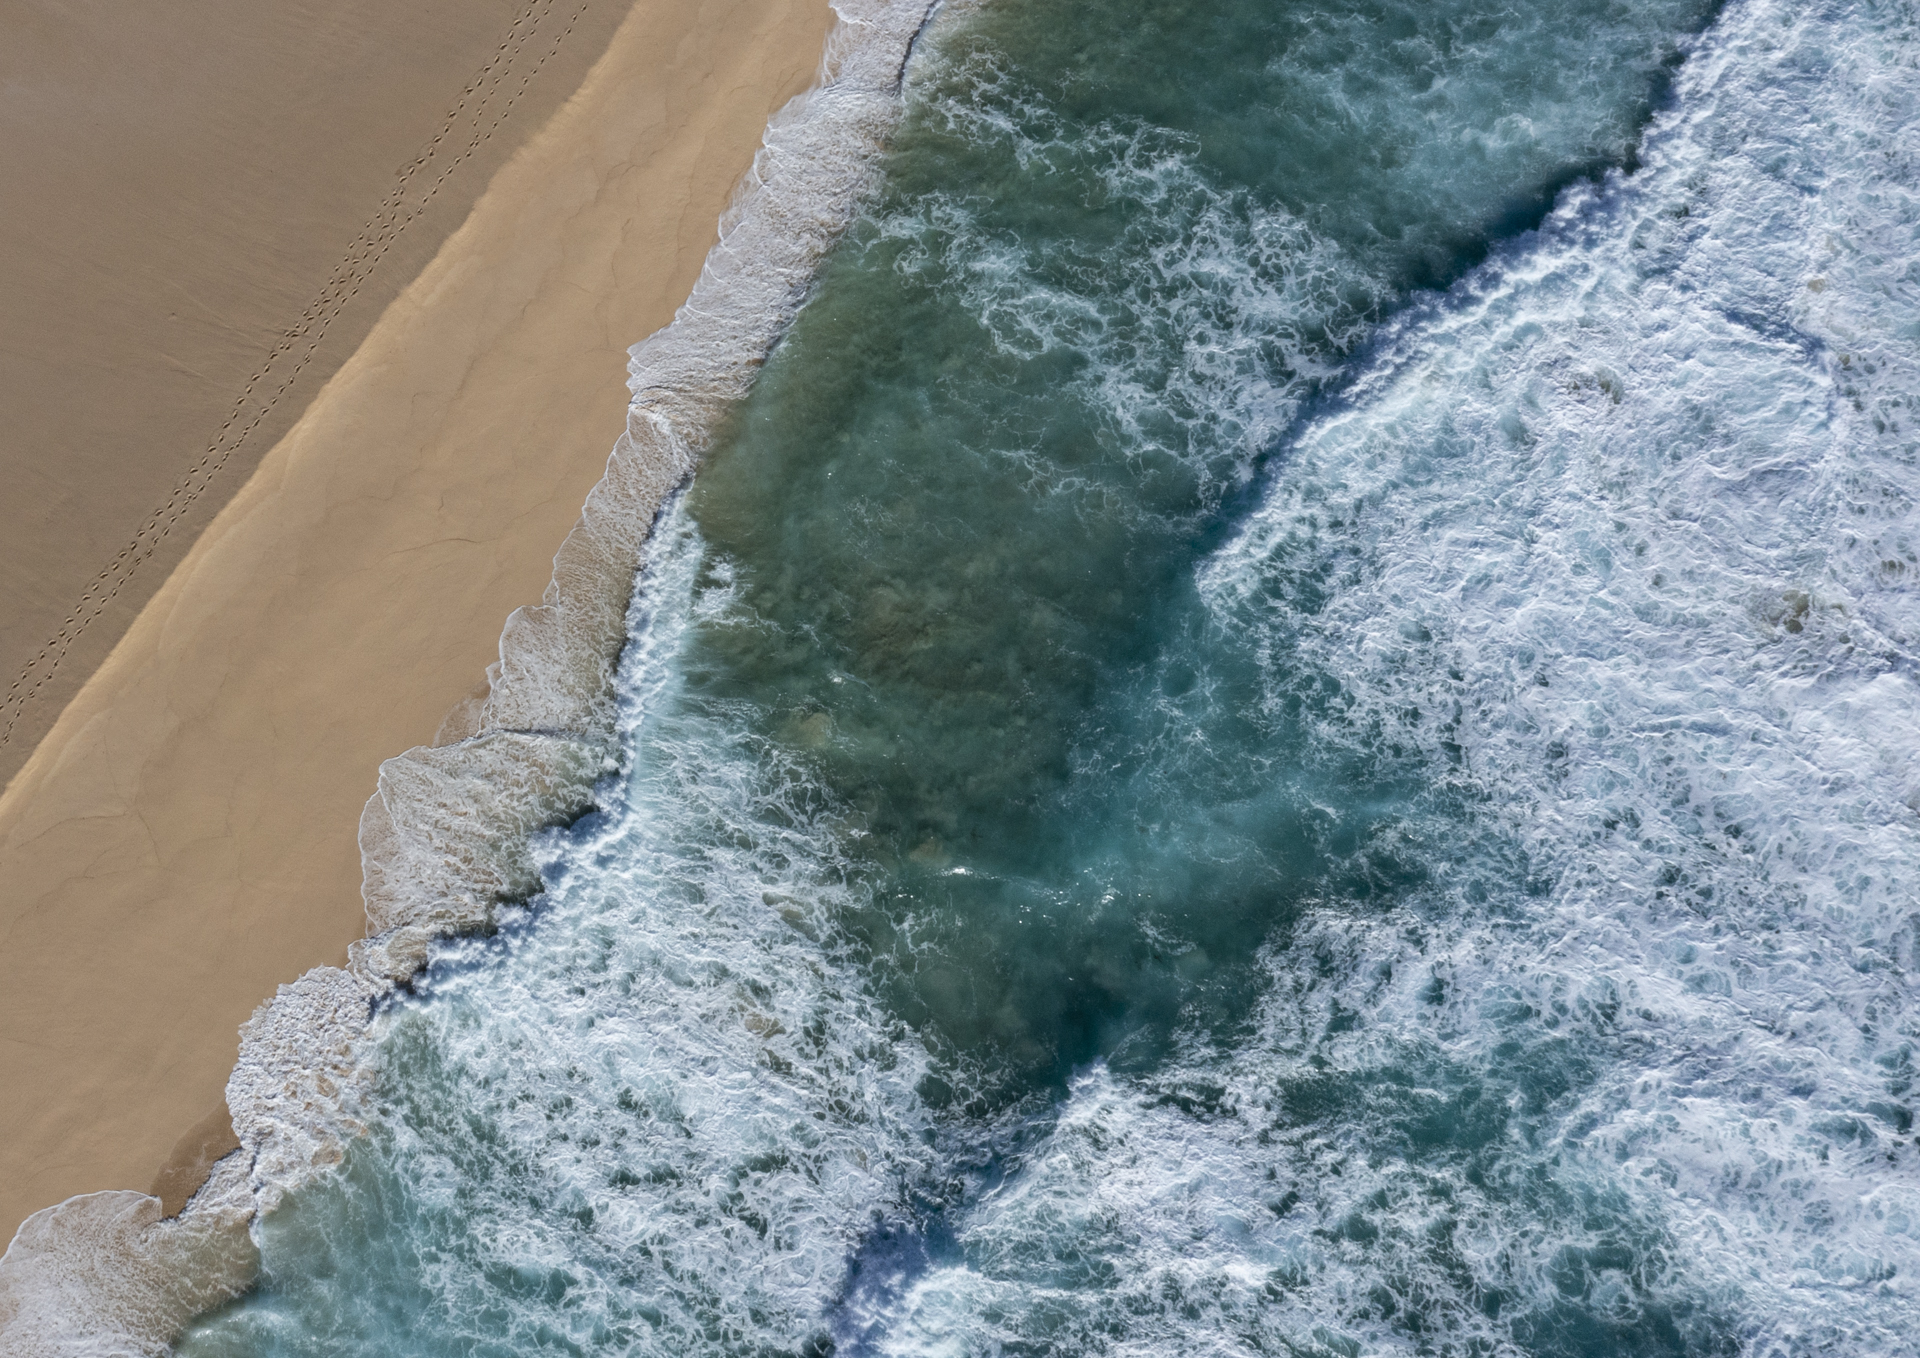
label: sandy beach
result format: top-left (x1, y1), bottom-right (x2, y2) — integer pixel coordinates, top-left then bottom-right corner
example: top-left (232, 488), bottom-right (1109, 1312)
top-left (0, 0), bottom-right (833, 1253)
top-left (0, 0), bottom-right (631, 791)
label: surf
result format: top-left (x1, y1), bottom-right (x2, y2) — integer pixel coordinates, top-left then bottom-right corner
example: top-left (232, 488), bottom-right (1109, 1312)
top-left (159, 0), bottom-right (1920, 1353)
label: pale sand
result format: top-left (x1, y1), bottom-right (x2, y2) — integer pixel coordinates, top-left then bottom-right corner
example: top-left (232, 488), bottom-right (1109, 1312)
top-left (0, 0), bottom-right (634, 791)
top-left (0, 0), bottom-right (834, 1248)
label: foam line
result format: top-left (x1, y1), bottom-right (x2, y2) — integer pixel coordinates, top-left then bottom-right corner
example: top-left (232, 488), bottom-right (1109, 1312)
top-left (0, 2), bottom-right (940, 1352)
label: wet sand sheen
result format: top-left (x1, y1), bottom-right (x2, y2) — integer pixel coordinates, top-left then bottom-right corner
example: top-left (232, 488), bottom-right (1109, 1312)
top-left (0, 0), bottom-right (834, 1250)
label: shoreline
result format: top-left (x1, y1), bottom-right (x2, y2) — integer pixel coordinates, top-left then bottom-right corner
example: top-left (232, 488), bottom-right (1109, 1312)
top-left (0, 0), bottom-right (835, 1258)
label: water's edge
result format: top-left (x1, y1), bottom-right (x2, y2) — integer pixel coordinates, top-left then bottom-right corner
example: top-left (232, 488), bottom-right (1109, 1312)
top-left (0, 2), bottom-right (939, 1350)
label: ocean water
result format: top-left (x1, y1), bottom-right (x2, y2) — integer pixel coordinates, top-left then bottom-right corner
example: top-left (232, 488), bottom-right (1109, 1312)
top-left (176, 0), bottom-right (1920, 1353)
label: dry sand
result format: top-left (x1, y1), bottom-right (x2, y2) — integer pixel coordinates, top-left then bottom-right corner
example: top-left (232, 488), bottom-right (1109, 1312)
top-left (0, 0), bottom-right (835, 1249)
top-left (0, 0), bottom-right (634, 791)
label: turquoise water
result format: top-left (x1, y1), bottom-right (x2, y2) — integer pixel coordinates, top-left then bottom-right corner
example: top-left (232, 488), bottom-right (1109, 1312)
top-left (180, 0), bottom-right (1920, 1353)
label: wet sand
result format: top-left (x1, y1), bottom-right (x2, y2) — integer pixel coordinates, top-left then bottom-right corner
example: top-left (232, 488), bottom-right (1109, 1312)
top-left (0, 0), bottom-right (834, 1249)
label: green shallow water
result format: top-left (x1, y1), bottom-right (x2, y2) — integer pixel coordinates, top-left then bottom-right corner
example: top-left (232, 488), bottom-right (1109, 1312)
top-left (678, 0), bottom-right (1711, 1084)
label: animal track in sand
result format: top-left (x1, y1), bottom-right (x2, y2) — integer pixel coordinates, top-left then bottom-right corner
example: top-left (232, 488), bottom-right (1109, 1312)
top-left (0, 0), bottom-right (593, 760)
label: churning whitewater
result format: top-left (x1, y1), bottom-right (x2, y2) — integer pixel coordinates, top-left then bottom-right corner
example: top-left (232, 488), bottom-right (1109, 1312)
top-left (173, 0), bottom-right (1919, 1353)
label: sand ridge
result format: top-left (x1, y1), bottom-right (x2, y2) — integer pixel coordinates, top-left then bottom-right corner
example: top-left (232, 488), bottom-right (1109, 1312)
top-left (0, 0), bottom-right (835, 1250)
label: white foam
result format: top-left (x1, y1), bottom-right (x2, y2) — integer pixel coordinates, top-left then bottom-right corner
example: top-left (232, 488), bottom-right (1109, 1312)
top-left (851, 0), bottom-right (1920, 1350)
top-left (290, 0), bottom-right (941, 1209)
top-left (362, 0), bottom-right (946, 939)
top-left (0, 1163), bottom-right (256, 1358)
top-left (869, 52), bottom-right (1375, 503)
top-left (216, 502), bottom-right (943, 1352)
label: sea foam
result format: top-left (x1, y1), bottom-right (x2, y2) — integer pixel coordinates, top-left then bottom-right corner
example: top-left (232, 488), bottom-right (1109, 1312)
top-left (176, 504), bottom-right (946, 1352)
top-left (846, 0), bottom-right (1920, 1351)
